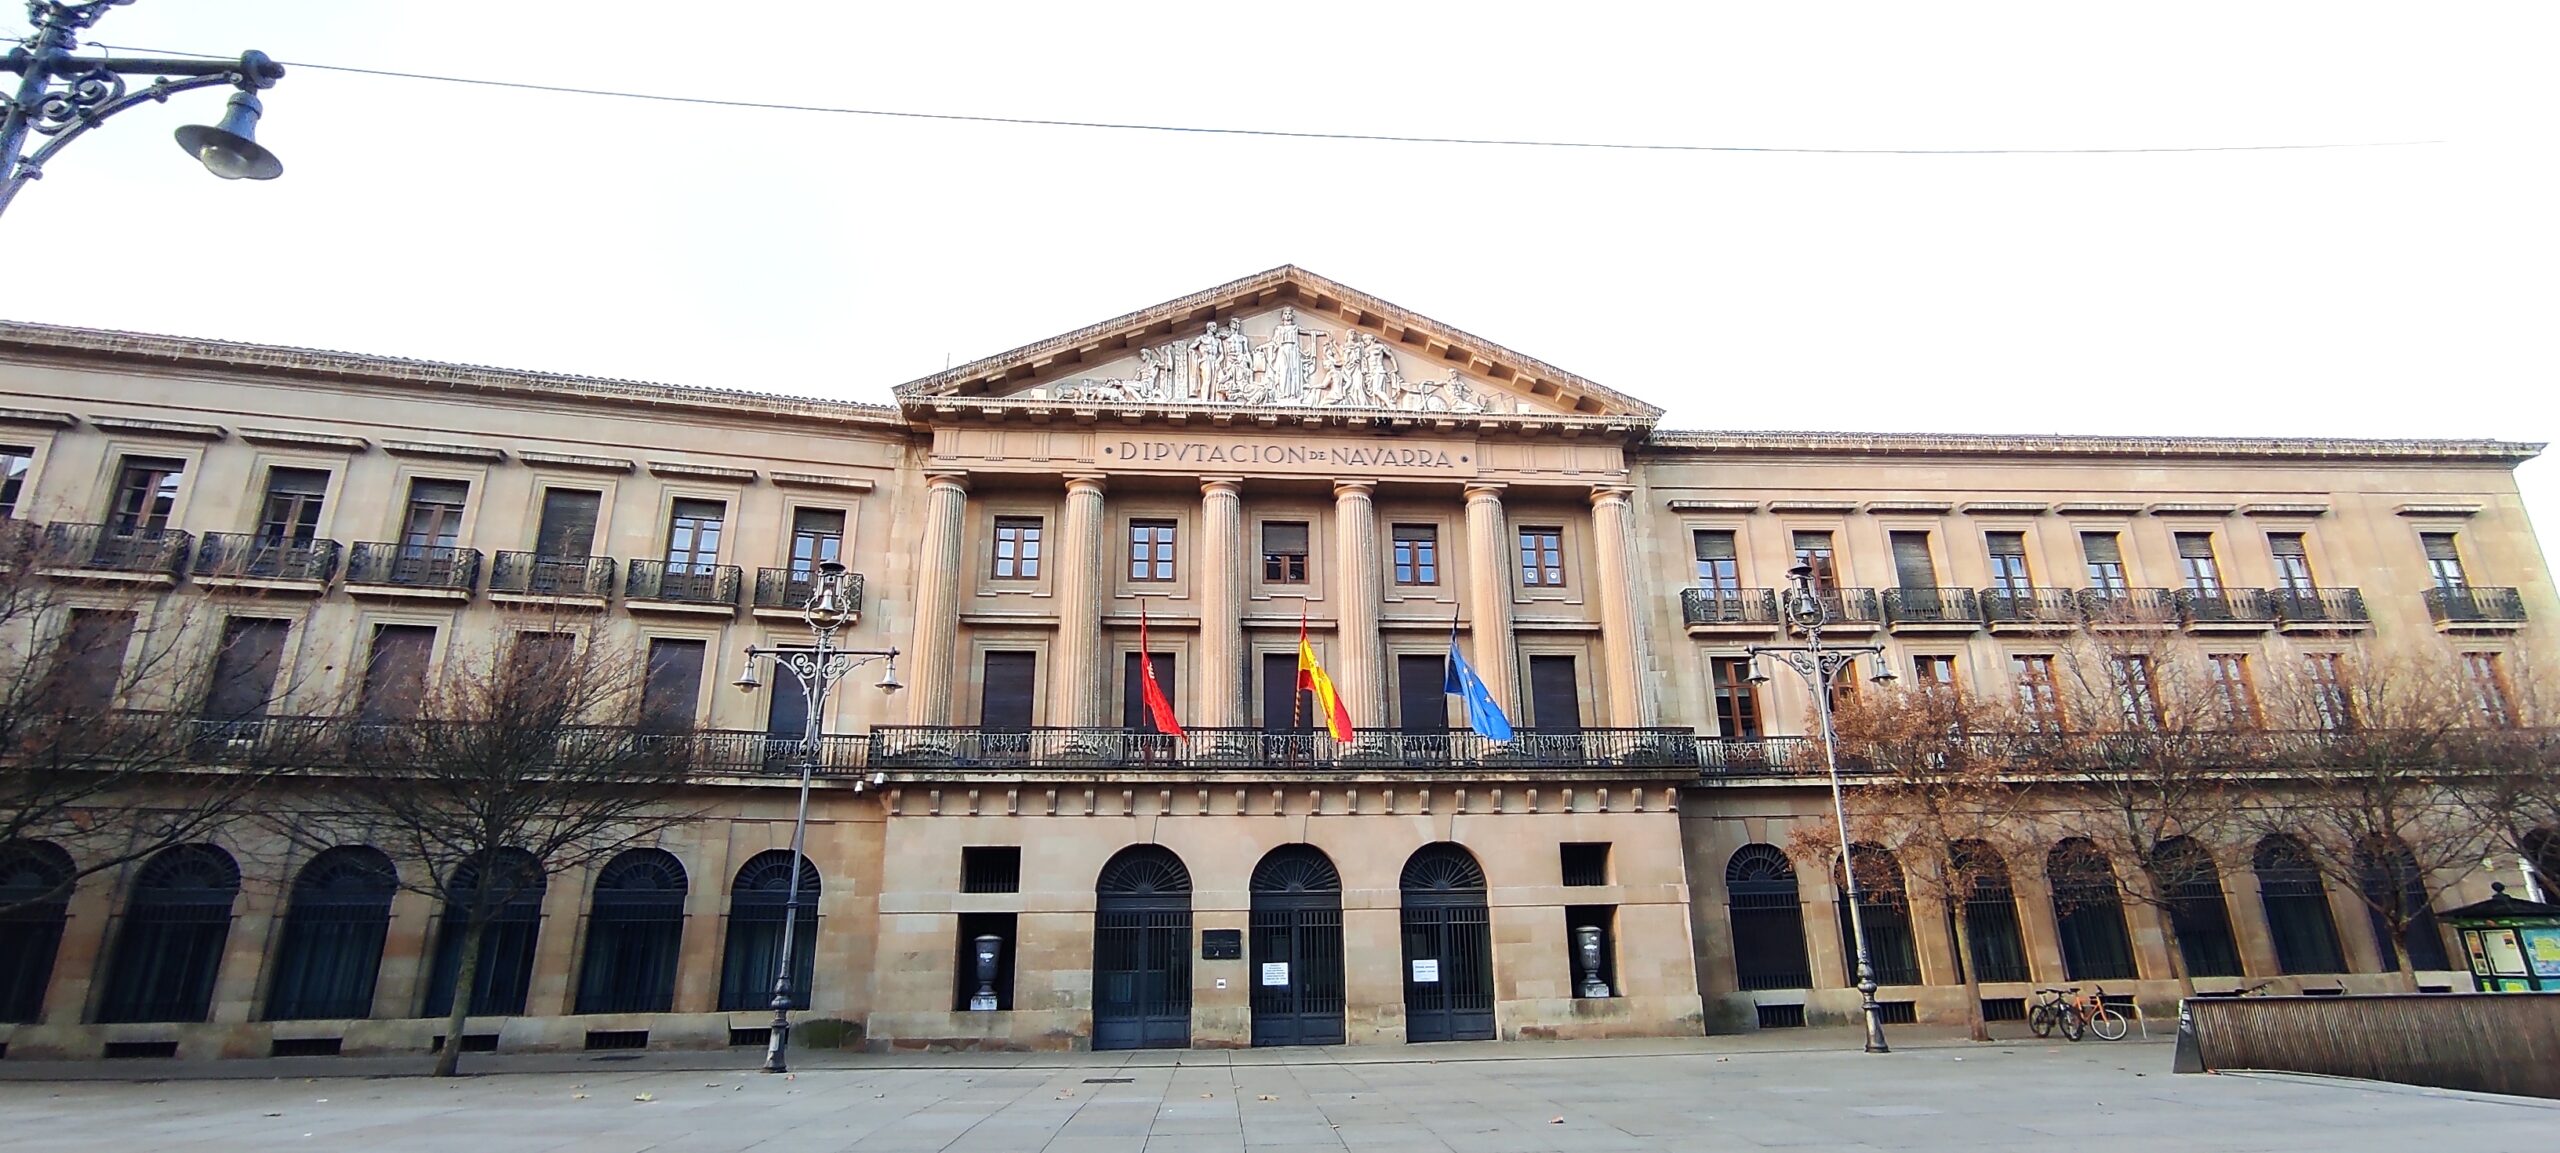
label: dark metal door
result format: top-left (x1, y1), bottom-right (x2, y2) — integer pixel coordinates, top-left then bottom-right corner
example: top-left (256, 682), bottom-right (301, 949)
top-left (1250, 846), bottom-right (1345, 1047)
top-left (1093, 847), bottom-right (1192, 1050)
top-left (1401, 844), bottom-right (1494, 1043)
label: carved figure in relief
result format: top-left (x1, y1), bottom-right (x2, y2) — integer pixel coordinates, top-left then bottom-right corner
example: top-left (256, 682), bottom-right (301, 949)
top-left (1220, 319), bottom-right (1254, 402)
top-left (1189, 323), bottom-right (1223, 402)
top-left (1133, 346), bottom-right (1174, 401)
top-left (1265, 308), bottom-right (1306, 402)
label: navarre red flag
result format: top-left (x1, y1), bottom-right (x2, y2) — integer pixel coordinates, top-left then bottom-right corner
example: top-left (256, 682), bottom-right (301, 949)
top-left (1139, 599), bottom-right (1184, 738)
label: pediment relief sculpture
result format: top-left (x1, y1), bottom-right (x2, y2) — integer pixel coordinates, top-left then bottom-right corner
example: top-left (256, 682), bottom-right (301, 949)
top-left (1025, 309), bottom-right (1534, 415)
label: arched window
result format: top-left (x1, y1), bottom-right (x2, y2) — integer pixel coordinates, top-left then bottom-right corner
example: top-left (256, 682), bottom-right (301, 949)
top-left (2047, 838), bottom-right (2138, 981)
top-left (265, 847), bottom-right (397, 1020)
top-left (2153, 837), bottom-right (2242, 978)
top-left (0, 840), bottom-right (75, 1023)
top-left (424, 850), bottom-right (546, 1018)
top-left (1834, 844), bottom-right (1920, 985)
top-left (720, 851), bottom-right (819, 1012)
top-left (98, 844), bottom-right (241, 1023)
top-left (1400, 843), bottom-right (1493, 1043)
top-left (2355, 840), bottom-right (2450, 971)
top-left (1248, 845), bottom-right (1345, 1047)
top-left (2254, 835), bottom-right (2344, 975)
top-left (1950, 840), bottom-right (2027, 983)
top-left (576, 849), bottom-right (687, 1015)
top-left (2526, 828), bottom-right (2560, 895)
top-left (1724, 845), bottom-right (1811, 990)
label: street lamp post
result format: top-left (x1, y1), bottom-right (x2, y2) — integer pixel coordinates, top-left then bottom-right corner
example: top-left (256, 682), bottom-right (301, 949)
top-left (3, 0), bottom-right (288, 219)
top-left (730, 559), bottom-right (898, 1074)
top-left (1748, 563), bottom-right (1897, 1053)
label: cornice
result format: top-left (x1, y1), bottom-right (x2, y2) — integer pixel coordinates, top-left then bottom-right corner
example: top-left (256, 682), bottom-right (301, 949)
top-left (1643, 429), bottom-right (2543, 465)
top-left (906, 392), bottom-right (1646, 438)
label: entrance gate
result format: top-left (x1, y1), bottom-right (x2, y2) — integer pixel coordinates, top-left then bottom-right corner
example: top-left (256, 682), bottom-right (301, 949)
top-left (1093, 846), bottom-right (1192, 1050)
top-left (1249, 845), bottom-right (1346, 1047)
top-left (1401, 843), bottom-right (1495, 1042)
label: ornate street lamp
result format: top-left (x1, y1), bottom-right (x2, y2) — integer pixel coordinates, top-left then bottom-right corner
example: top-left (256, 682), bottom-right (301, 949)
top-left (731, 558), bottom-right (897, 1074)
top-left (2, 1), bottom-right (288, 219)
top-left (1747, 563), bottom-right (1897, 1053)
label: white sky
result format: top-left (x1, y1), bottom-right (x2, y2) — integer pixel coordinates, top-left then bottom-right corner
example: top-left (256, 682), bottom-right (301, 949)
top-left (8, 2), bottom-right (2555, 565)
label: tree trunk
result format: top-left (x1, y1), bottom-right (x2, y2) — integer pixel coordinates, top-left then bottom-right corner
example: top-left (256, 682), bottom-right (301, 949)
top-left (434, 915), bottom-right (486, 1078)
top-left (1949, 900), bottom-right (1990, 1042)
top-left (2390, 926), bottom-right (2419, 992)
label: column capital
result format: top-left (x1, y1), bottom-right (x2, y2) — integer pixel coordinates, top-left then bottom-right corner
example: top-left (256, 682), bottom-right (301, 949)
top-left (1064, 473), bottom-right (1109, 496)
top-left (926, 471), bottom-right (971, 494)
top-left (1200, 476), bottom-right (1246, 497)
top-left (1463, 482), bottom-right (1509, 504)
top-left (1332, 479), bottom-right (1378, 500)
top-left (1588, 484), bottom-right (1637, 509)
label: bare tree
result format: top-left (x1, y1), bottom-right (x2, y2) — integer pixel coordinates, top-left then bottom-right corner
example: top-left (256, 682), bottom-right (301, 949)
top-left (0, 522), bottom-right (325, 915)
top-left (1787, 683), bottom-right (2038, 1041)
top-left (2446, 650), bottom-right (2560, 894)
top-left (2249, 641), bottom-right (2487, 988)
top-left (281, 618), bottom-right (701, 1075)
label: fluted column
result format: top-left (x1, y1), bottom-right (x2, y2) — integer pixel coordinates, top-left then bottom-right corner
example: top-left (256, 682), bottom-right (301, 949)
top-left (1589, 484), bottom-right (1659, 726)
top-left (906, 472), bottom-right (969, 725)
top-left (1050, 474), bottom-right (1110, 728)
top-left (1463, 483), bottom-right (1520, 720)
top-left (1332, 480), bottom-right (1387, 731)
top-left (1198, 478), bottom-right (1248, 728)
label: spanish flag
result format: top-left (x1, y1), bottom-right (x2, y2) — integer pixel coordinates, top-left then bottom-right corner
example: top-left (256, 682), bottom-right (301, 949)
top-left (1295, 609), bottom-right (1354, 741)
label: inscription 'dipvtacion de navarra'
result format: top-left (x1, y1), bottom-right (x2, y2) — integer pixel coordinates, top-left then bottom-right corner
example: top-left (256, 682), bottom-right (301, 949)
top-left (1107, 439), bottom-right (1468, 472)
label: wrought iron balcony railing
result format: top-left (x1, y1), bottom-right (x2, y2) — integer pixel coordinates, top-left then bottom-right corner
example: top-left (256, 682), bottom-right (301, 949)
top-left (868, 725), bottom-right (1701, 770)
top-left (754, 566), bottom-right (864, 613)
top-left (2078, 587), bottom-right (2180, 622)
top-left (625, 559), bottom-right (739, 607)
top-left (2270, 587), bottom-right (2370, 626)
top-left (1980, 587), bottom-right (2080, 625)
top-left (42, 522), bottom-right (190, 577)
top-left (191, 532), bottom-right (340, 583)
top-left (667, 729), bottom-right (870, 776)
top-left (488, 551), bottom-right (617, 598)
top-left (1883, 587), bottom-right (1980, 626)
top-left (1681, 587), bottom-right (1780, 627)
top-left (2425, 586), bottom-right (2527, 625)
top-left (1814, 588), bottom-right (1883, 625)
top-left (2177, 587), bottom-right (2275, 625)
top-left (345, 542), bottom-right (481, 591)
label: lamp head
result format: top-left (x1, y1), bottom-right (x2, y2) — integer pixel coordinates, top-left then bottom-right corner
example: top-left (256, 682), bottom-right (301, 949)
top-left (1872, 667), bottom-right (1900, 686)
top-left (174, 90), bottom-right (284, 181)
top-left (1786, 562), bottom-right (1814, 584)
top-left (1747, 670), bottom-right (1772, 686)
top-left (732, 649), bottom-right (762, 693)
top-left (875, 651), bottom-right (903, 695)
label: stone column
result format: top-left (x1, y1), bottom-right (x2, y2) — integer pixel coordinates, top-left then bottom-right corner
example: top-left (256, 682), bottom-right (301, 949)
top-left (1588, 485), bottom-right (1659, 727)
top-left (1050, 474), bottom-right (1110, 728)
top-left (1332, 481), bottom-right (1387, 732)
top-left (1198, 478), bottom-right (1248, 729)
top-left (1462, 484), bottom-right (1520, 720)
top-left (905, 473), bottom-right (969, 726)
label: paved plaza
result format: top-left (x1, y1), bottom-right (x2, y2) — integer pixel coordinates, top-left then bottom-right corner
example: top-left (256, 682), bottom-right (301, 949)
top-left (0, 1036), bottom-right (2548, 1152)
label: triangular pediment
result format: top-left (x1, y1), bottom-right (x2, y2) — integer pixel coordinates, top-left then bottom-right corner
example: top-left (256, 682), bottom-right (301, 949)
top-left (893, 266), bottom-right (1660, 424)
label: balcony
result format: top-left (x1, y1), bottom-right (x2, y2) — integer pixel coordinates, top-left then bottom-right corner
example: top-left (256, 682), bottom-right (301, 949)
top-left (39, 522), bottom-right (191, 586)
top-left (753, 567), bottom-right (864, 621)
top-left (1812, 588), bottom-right (1883, 631)
top-left (1697, 736), bottom-right (1815, 775)
top-left (1980, 588), bottom-right (2079, 633)
top-left (625, 559), bottom-right (739, 616)
top-left (1682, 588), bottom-right (1780, 635)
top-left (2270, 587), bottom-right (2371, 633)
top-left (191, 532), bottom-right (340, 593)
top-left (2425, 586), bottom-right (2527, 631)
top-left (2178, 587), bottom-right (2275, 632)
top-left (1883, 587), bottom-right (1980, 632)
top-left (673, 730), bottom-right (870, 776)
top-left (2078, 587), bottom-right (2180, 629)
top-left (867, 725), bottom-right (1701, 773)
top-left (344, 543), bottom-right (481, 600)
top-left (488, 551), bottom-right (617, 607)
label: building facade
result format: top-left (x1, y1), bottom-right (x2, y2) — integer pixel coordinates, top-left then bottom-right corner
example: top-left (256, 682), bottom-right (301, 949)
top-left (0, 266), bottom-right (2552, 1060)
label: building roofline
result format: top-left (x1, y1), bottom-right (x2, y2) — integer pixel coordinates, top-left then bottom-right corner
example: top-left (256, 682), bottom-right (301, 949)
top-left (0, 320), bottom-right (906, 430)
top-left (1644, 428), bottom-right (2545, 464)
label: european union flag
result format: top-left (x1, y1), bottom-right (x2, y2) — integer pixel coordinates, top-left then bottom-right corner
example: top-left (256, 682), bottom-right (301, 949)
top-left (1444, 639), bottom-right (1515, 741)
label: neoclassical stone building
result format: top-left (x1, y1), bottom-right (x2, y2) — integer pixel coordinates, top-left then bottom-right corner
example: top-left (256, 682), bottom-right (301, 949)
top-left (0, 267), bottom-right (2551, 1060)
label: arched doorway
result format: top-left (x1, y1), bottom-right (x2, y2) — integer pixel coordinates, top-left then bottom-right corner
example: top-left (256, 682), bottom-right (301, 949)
top-left (1093, 845), bottom-right (1191, 1050)
top-left (1249, 845), bottom-right (1344, 1047)
top-left (98, 844), bottom-right (241, 1023)
top-left (0, 840), bottom-right (75, 1023)
top-left (2047, 838), bottom-right (2138, 980)
top-left (1725, 844), bottom-right (1810, 990)
top-left (265, 846), bottom-right (398, 1020)
top-left (1950, 840), bottom-right (2028, 983)
top-left (424, 849), bottom-right (547, 1018)
top-left (719, 850), bottom-right (819, 1011)
top-left (575, 849), bottom-right (687, 1014)
top-left (2255, 835), bottom-right (2345, 975)
top-left (2154, 836), bottom-right (2242, 978)
top-left (1400, 843), bottom-right (1493, 1042)
top-left (1835, 843), bottom-right (1920, 985)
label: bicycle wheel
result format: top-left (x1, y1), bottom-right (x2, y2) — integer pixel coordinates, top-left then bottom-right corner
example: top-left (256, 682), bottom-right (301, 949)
top-left (2058, 1007), bottom-right (2086, 1042)
top-left (2091, 1006), bottom-right (2129, 1041)
top-left (2028, 1003), bottom-right (2055, 1038)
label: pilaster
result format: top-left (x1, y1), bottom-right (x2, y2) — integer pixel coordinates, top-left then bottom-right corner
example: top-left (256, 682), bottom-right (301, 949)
top-left (1198, 478), bottom-right (1247, 728)
top-left (1589, 484), bottom-right (1658, 726)
top-left (1050, 474), bottom-right (1110, 728)
top-left (1463, 483), bottom-right (1520, 718)
top-left (905, 472), bottom-right (970, 726)
top-left (1332, 480), bottom-right (1386, 729)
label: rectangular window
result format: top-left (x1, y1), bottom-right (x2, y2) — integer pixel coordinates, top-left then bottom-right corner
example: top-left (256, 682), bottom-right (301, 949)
top-left (789, 508), bottom-right (844, 576)
top-left (508, 631), bottom-right (575, 680)
top-left (1692, 530), bottom-right (1739, 594)
top-left (1261, 521), bottom-right (1309, 584)
top-left (2082, 533), bottom-right (2127, 593)
top-left (1128, 519), bottom-right (1176, 582)
top-left (2269, 534), bottom-right (2316, 593)
top-left (1792, 531), bottom-right (1838, 593)
top-left (2421, 533), bottom-right (2467, 590)
top-left (2175, 533), bottom-right (2223, 595)
top-left (2111, 655), bottom-right (2160, 729)
top-left (0, 446), bottom-right (29, 519)
top-left (400, 479), bottom-right (469, 553)
top-left (665, 499), bottom-right (726, 572)
top-left (1986, 532), bottom-right (2033, 595)
top-left (1397, 653), bottom-right (1448, 735)
top-left (2206, 654), bottom-right (2257, 726)
top-left (1121, 652), bottom-right (1177, 733)
top-left (1528, 654), bottom-right (1581, 732)
top-left (1262, 651), bottom-right (1316, 733)
top-left (110, 455), bottom-right (185, 536)
top-left (2464, 653), bottom-right (2514, 727)
top-left (991, 516), bottom-right (1042, 580)
top-left (2013, 655), bottom-right (2061, 732)
top-left (534, 488), bottom-right (600, 558)
top-left (641, 638), bottom-right (707, 733)
top-left (258, 468), bottom-right (331, 548)
top-left (763, 646), bottom-right (812, 740)
top-left (1561, 843), bottom-right (1611, 887)
top-left (2304, 654), bottom-right (2350, 731)
top-left (1890, 531), bottom-right (1938, 591)
top-left (980, 651), bottom-right (1038, 731)
top-left (1519, 527), bottom-right (1565, 587)
top-left (1913, 655), bottom-right (1957, 692)
top-left (961, 847), bottom-right (1022, 894)
top-left (1710, 656), bottom-right (1762, 739)
top-left (201, 618), bottom-right (290, 724)
top-left (53, 608), bottom-right (137, 714)
top-left (357, 624), bottom-right (434, 724)
top-left (1392, 524), bottom-right (1438, 586)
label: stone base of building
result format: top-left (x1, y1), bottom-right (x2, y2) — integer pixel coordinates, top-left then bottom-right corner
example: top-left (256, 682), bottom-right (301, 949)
top-left (1705, 971), bottom-right (2480, 1034)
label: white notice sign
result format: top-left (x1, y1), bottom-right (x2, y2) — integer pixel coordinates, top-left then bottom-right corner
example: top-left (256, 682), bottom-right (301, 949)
top-left (1260, 962), bottom-right (1290, 987)
top-left (1411, 959), bottom-right (1440, 983)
